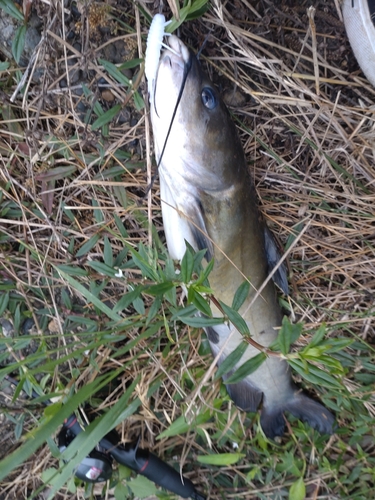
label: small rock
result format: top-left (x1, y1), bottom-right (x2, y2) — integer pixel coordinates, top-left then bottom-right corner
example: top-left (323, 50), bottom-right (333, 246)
top-left (101, 89), bottom-right (115, 102)
top-left (21, 318), bottom-right (36, 335)
top-left (0, 319), bottom-right (14, 337)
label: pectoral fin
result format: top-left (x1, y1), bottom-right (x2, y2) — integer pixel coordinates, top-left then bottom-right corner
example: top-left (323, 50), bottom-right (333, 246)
top-left (224, 378), bottom-right (263, 413)
top-left (263, 225), bottom-right (289, 295)
top-left (187, 198), bottom-right (213, 261)
top-left (160, 178), bottom-right (213, 260)
top-left (207, 331), bottom-right (264, 413)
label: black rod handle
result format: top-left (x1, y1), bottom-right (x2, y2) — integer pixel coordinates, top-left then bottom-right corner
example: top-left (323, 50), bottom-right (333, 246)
top-left (63, 414), bottom-right (84, 436)
top-left (136, 448), bottom-right (197, 498)
top-left (99, 438), bottom-right (205, 499)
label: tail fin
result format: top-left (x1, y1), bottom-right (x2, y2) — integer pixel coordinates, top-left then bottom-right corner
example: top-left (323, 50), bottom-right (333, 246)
top-left (260, 392), bottom-right (335, 438)
top-left (284, 392), bottom-right (335, 435)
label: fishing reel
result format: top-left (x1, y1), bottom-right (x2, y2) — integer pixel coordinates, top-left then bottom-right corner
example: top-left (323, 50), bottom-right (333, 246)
top-left (4, 376), bottom-right (206, 499)
top-left (56, 414), bottom-right (206, 500)
top-left (57, 424), bottom-right (113, 483)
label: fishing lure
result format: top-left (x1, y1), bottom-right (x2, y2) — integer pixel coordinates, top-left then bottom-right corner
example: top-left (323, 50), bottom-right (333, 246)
top-left (145, 14), bottom-right (171, 98)
top-left (144, 14), bottom-right (189, 194)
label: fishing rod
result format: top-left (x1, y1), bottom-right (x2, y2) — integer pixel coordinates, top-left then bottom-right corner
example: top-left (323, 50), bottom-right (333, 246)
top-left (4, 375), bottom-right (206, 500)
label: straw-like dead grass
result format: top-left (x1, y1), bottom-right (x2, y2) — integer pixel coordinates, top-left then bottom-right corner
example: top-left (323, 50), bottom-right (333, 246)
top-left (1, 0), bottom-right (374, 499)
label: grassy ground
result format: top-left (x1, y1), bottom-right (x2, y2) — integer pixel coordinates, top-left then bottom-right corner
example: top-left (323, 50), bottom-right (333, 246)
top-left (0, 0), bottom-right (374, 499)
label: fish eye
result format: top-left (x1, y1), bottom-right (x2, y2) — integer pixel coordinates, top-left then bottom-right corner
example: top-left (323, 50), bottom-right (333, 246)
top-left (201, 87), bottom-right (217, 110)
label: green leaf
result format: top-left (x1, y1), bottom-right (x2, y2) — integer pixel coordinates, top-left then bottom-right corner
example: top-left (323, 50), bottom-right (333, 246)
top-left (91, 104), bottom-right (121, 130)
top-left (35, 166), bottom-right (77, 182)
top-left (61, 289), bottom-right (72, 310)
top-left (225, 352), bottom-right (267, 384)
top-left (133, 90), bottom-right (145, 111)
top-left (2, 102), bottom-right (26, 139)
top-left (181, 246), bottom-right (195, 283)
top-left (197, 452), bottom-right (245, 466)
top-left (126, 245), bottom-right (159, 281)
top-left (76, 233), bottom-right (101, 257)
top-left (306, 354), bottom-right (344, 373)
top-left (113, 185), bottom-right (127, 208)
top-left (158, 410), bottom-right (212, 439)
top-left (66, 315), bottom-right (98, 327)
top-left (232, 280), bottom-right (250, 311)
top-left (92, 198), bottom-right (104, 224)
top-left (278, 316), bottom-right (293, 355)
top-left (145, 281), bottom-right (175, 296)
top-left (289, 358), bottom-right (343, 389)
top-left (190, 289), bottom-right (212, 317)
top-left (285, 222), bottom-right (305, 252)
top-left (114, 213), bottom-right (128, 238)
top-left (99, 59), bottom-right (131, 86)
top-left (289, 477), bottom-right (306, 500)
top-left (276, 451), bottom-right (302, 476)
top-left (118, 463), bottom-right (132, 480)
top-left (62, 204), bottom-right (75, 224)
top-left (103, 236), bottom-right (113, 267)
top-left (12, 24), bottom-right (26, 64)
top-left (54, 264), bottom-right (88, 276)
top-left (0, 0), bottom-right (24, 21)
top-left (219, 301), bottom-right (250, 337)
top-left (270, 318), bottom-right (302, 352)
top-left (113, 286), bottom-right (145, 313)
top-left (0, 61), bottom-right (10, 71)
top-left (96, 165), bottom-right (126, 179)
top-left (14, 414), bottom-right (25, 440)
top-left (215, 341), bottom-right (248, 379)
top-left (129, 475), bottom-right (158, 498)
top-left (197, 256), bottom-right (214, 285)
top-left (165, 0), bottom-right (209, 32)
top-left (133, 296), bottom-right (145, 315)
top-left (114, 481), bottom-right (129, 500)
top-left (87, 260), bottom-right (117, 277)
top-left (170, 304), bottom-right (197, 319)
top-left (146, 295), bottom-right (162, 325)
top-left (90, 96), bottom-right (104, 118)
top-left (178, 316), bottom-right (224, 328)
top-left (118, 58), bottom-right (143, 70)
top-left (308, 324), bottom-right (326, 348)
top-left (0, 292), bottom-right (10, 316)
top-left (55, 266), bottom-right (122, 322)
top-left (41, 467), bottom-right (60, 485)
top-left (322, 337), bottom-right (353, 354)
top-left (14, 303), bottom-right (21, 333)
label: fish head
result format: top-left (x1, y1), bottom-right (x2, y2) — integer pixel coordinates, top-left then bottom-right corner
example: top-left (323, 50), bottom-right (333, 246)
top-left (150, 35), bottom-right (245, 191)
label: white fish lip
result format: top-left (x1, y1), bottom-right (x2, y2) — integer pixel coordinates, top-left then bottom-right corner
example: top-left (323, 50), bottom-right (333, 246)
top-left (160, 34), bottom-right (190, 69)
top-left (152, 35), bottom-right (191, 120)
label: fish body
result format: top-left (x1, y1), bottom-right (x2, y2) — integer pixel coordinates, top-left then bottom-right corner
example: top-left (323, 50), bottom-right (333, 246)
top-left (148, 35), bottom-right (335, 437)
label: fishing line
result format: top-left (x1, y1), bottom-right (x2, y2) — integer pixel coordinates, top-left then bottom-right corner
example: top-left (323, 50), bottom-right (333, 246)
top-left (196, 29), bottom-right (213, 60)
top-left (144, 55), bottom-right (193, 198)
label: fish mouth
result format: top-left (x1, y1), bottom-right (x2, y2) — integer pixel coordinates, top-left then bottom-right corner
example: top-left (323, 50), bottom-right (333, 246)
top-left (153, 35), bottom-right (192, 119)
top-left (160, 35), bottom-right (191, 70)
